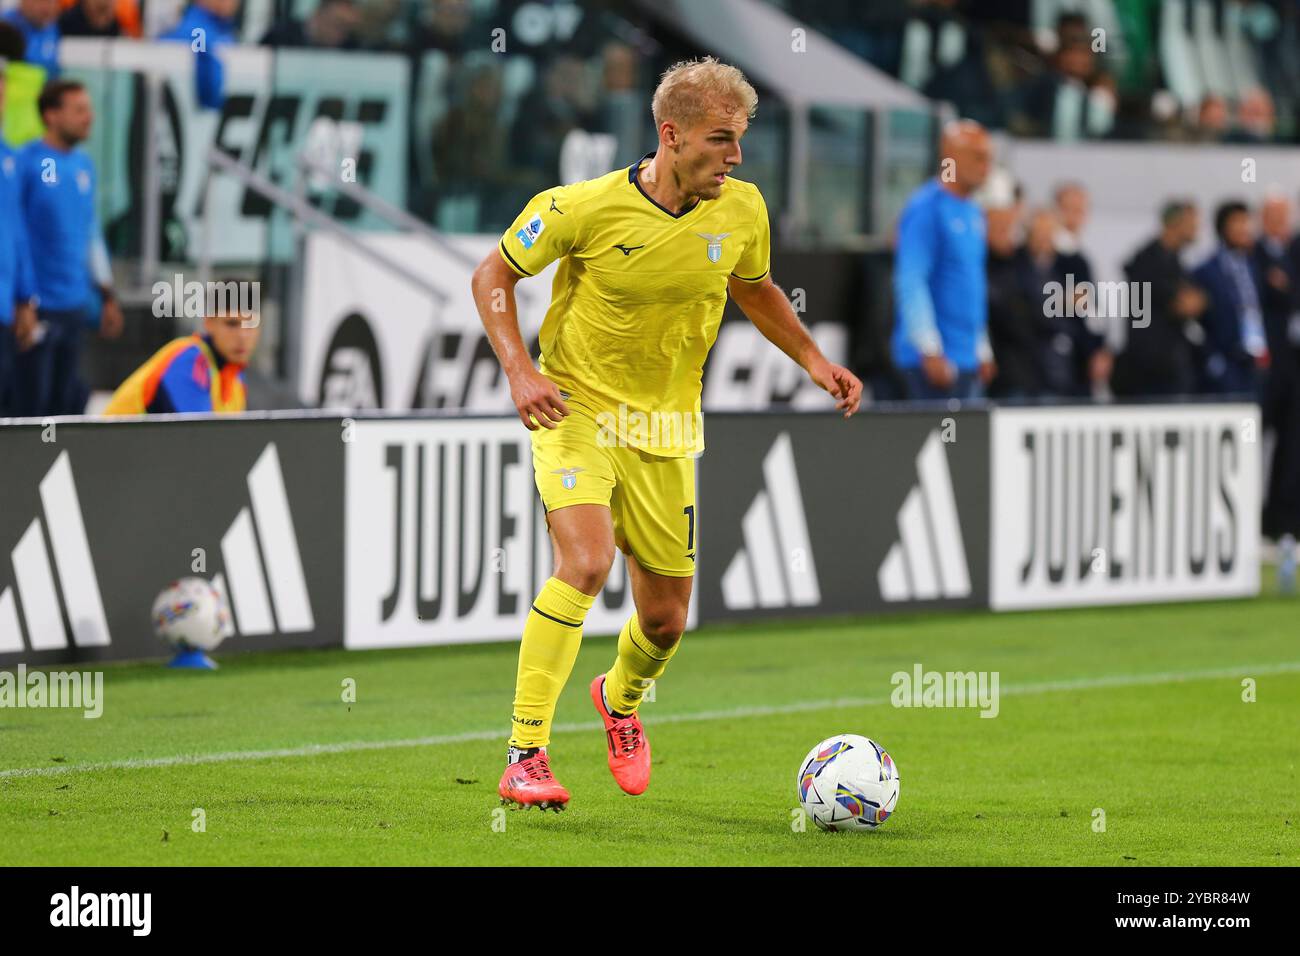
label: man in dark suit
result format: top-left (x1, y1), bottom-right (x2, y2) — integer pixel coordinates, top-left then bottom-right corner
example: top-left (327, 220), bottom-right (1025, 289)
top-left (1258, 194), bottom-right (1300, 543)
top-left (1014, 207), bottom-right (1101, 398)
top-left (1112, 201), bottom-right (1207, 398)
top-left (1192, 201), bottom-right (1268, 397)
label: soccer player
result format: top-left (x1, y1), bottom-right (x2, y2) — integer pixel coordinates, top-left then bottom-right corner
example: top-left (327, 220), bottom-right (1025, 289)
top-left (102, 310), bottom-right (258, 415)
top-left (471, 57), bottom-right (862, 810)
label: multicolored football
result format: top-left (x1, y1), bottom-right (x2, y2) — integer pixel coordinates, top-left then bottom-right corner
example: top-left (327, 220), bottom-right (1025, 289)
top-left (797, 734), bottom-right (900, 831)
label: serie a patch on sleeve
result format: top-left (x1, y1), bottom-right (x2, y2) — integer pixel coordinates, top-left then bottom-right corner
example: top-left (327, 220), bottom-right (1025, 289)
top-left (516, 213), bottom-right (545, 249)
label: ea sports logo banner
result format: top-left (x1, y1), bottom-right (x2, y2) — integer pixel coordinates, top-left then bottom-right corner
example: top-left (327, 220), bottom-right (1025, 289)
top-left (989, 404), bottom-right (1260, 609)
top-left (298, 233), bottom-right (555, 413)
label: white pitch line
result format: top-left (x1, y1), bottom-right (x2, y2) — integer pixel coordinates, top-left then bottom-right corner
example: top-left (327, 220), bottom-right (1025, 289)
top-left (2, 661), bottom-right (1297, 780)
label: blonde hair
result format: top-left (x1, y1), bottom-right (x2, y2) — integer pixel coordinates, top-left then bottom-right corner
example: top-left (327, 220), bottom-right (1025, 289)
top-left (651, 56), bottom-right (758, 131)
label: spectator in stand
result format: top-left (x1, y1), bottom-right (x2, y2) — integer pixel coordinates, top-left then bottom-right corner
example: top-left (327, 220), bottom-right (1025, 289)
top-left (261, 0), bottom-right (360, 50)
top-left (3, 0), bottom-right (59, 75)
top-left (13, 79), bottom-right (123, 416)
top-left (1111, 201), bottom-right (1207, 398)
top-left (912, 0), bottom-right (1008, 130)
top-left (892, 119), bottom-right (996, 401)
top-left (1256, 193), bottom-right (1300, 547)
top-left (354, 0), bottom-right (404, 50)
top-left (509, 54), bottom-right (597, 186)
top-left (58, 0), bottom-right (120, 38)
top-left (432, 61), bottom-right (510, 222)
top-left (1193, 201), bottom-right (1268, 396)
top-left (66, 0), bottom-right (140, 38)
top-left (1054, 180), bottom-right (1112, 392)
top-left (412, 0), bottom-right (473, 57)
top-left (1014, 27), bottom-right (1117, 140)
top-left (1225, 87), bottom-right (1276, 143)
top-left (1191, 94), bottom-right (1230, 143)
top-left (598, 41), bottom-right (645, 164)
top-left (161, 0), bottom-right (239, 111)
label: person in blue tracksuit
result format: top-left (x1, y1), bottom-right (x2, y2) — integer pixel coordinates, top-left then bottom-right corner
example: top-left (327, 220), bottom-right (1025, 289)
top-left (14, 78), bottom-right (122, 417)
top-left (891, 120), bottom-right (997, 401)
top-left (0, 72), bottom-right (39, 416)
top-left (161, 0), bottom-right (240, 111)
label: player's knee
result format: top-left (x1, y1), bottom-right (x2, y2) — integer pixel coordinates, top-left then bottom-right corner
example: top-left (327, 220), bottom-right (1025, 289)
top-left (638, 608), bottom-right (686, 648)
top-left (556, 546), bottom-right (615, 595)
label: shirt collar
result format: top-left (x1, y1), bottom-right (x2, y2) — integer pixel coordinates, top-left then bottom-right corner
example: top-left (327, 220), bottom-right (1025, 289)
top-left (628, 151), bottom-right (702, 219)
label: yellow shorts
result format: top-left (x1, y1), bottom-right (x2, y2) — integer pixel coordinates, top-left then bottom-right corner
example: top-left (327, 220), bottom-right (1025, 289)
top-left (530, 405), bottom-right (698, 577)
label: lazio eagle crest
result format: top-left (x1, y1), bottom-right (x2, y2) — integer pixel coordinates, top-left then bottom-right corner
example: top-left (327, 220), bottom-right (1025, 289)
top-left (696, 232), bottom-right (731, 264)
top-left (551, 466), bottom-right (584, 490)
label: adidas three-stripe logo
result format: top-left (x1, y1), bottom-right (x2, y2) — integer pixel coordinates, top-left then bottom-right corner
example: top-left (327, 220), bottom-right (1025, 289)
top-left (0, 445), bottom-right (315, 651)
top-left (0, 452), bottom-right (111, 652)
top-left (877, 431), bottom-right (971, 601)
top-left (212, 444), bottom-right (314, 637)
top-left (721, 433), bottom-right (821, 610)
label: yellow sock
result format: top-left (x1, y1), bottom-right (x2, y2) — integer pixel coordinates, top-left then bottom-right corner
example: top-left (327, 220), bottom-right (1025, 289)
top-left (509, 577), bottom-right (596, 749)
top-left (603, 614), bottom-right (678, 716)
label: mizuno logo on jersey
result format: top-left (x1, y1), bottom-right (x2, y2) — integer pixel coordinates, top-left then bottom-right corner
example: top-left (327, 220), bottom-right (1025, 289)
top-left (549, 196), bottom-right (564, 214)
top-left (613, 243), bottom-right (645, 256)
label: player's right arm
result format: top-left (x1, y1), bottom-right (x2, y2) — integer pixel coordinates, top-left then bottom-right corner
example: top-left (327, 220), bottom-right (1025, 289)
top-left (471, 250), bottom-right (568, 430)
top-left (472, 188), bottom-right (580, 430)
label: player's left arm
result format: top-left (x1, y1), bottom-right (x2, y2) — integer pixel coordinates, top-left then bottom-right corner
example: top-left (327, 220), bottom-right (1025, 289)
top-left (728, 275), bottom-right (862, 417)
top-left (729, 189), bottom-right (861, 416)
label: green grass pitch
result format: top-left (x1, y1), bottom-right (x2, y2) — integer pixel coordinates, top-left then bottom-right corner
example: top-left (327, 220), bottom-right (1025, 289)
top-left (1, 589), bottom-right (1297, 866)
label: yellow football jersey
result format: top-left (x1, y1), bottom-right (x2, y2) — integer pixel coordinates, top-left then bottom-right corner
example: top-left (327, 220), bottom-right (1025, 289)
top-left (498, 152), bottom-right (771, 458)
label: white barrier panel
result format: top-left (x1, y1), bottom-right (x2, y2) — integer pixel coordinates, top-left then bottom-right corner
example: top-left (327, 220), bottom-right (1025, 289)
top-left (990, 404), bottom-right (1260, 610)
top-left (344, 418), bottom-right (696, 648)
top-left (299, 233), bottom-right (554, 412)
